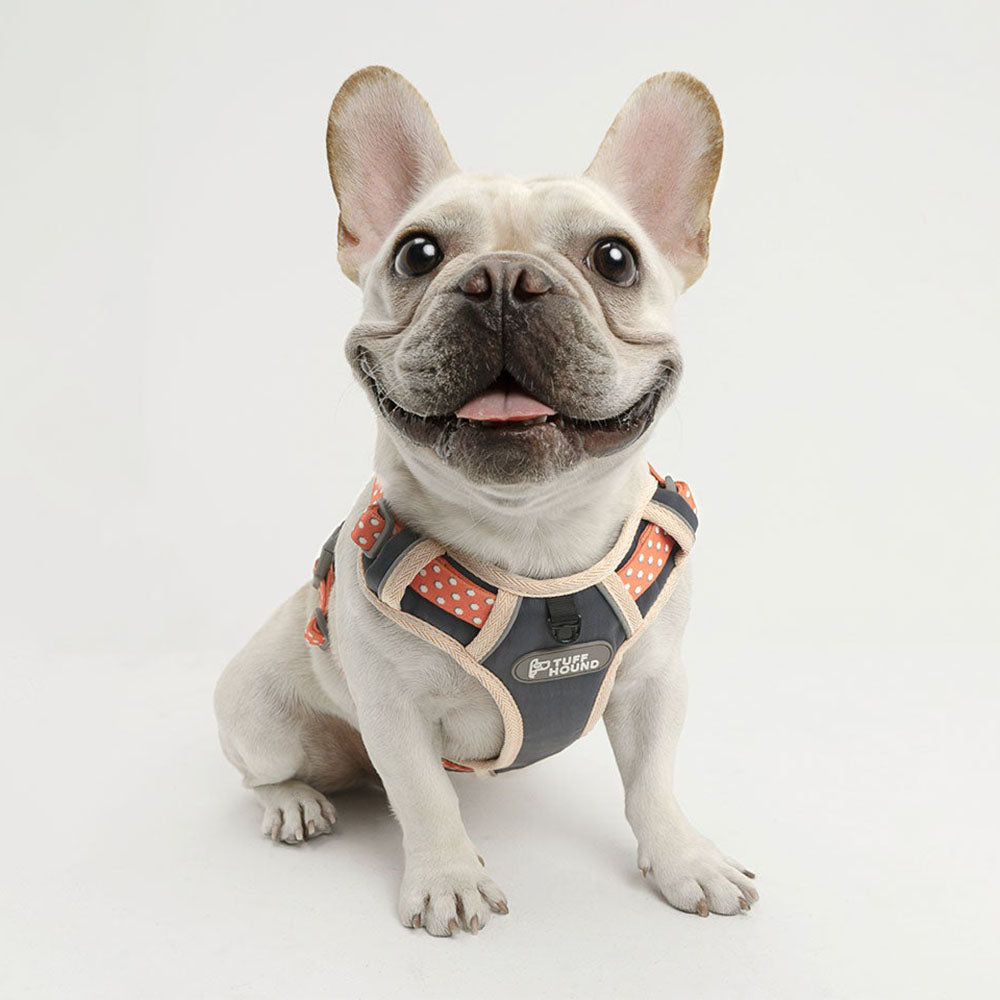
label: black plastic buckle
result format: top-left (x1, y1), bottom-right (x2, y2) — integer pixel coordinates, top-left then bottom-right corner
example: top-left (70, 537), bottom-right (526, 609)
top-left (545, 594), bottom-right (582, 645)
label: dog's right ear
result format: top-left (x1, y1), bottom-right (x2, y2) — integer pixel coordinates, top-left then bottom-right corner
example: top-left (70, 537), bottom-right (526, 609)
top-left (586, 73), bottom-right (723, 290)
top-left (326, 66), bottom-right (458, 284)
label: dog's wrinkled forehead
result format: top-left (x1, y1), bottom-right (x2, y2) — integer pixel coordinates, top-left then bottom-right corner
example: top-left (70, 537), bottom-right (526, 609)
top-left (380, 174), bottom-right (644, 266)
top-left (363, 172), bottom-right (681, 325)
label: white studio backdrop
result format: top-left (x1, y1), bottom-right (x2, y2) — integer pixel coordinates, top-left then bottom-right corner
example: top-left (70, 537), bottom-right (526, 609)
top-left (2, 2), bottom-right (999, 998)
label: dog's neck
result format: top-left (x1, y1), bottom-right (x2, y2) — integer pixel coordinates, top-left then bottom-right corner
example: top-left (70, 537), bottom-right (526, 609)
top-left (372, 429), bottom-right (652, 578)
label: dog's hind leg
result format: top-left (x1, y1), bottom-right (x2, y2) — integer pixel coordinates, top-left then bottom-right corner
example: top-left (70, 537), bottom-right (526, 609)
top-left (252, 779), bottom-right (337, 844)
top-left (214, 585), bottom-right (376, 843)
top-left (240, 707), bottom-right (377, 843)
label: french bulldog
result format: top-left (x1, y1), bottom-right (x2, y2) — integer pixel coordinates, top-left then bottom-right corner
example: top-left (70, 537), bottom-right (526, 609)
top-left (214, 65), bottom-right (757, 936)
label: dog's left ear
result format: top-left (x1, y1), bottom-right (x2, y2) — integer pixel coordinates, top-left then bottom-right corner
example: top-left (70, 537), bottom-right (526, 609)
top-left (586, 73), bottom-right (723, 289)
top-left (327, 66), bottom-right (458, 284)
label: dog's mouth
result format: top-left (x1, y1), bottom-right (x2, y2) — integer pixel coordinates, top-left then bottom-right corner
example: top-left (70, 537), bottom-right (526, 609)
top-left (357, 355), bottom-right (672, 459)
top-left (453, 373), bottom-right (559, 427)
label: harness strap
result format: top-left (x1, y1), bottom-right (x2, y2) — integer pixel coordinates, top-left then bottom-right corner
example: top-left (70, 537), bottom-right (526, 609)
top-left (349, 486), bottom-right (501, 631)
top-left (305, 464), bottom-right (698, 773)
top-left (305, 525), bottom-right (342, 649)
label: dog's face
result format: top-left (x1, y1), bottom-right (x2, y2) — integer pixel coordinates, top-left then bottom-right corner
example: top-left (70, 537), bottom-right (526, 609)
top-left (327, 67), bottom-right (722, 486)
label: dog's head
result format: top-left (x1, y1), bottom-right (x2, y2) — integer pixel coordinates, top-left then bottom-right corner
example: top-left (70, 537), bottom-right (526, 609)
top-left (328, 67), bottom-right (722, 486)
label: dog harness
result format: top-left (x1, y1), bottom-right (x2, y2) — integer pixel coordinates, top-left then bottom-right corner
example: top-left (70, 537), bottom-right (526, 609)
top-left (305, 465), bottom-right (698, 774)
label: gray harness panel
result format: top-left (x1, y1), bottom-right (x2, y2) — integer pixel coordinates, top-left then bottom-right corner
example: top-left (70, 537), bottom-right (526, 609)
top-left (481, 586), bottom-right (627, 771)
top-left (306, 472), bottom-right (698, 773)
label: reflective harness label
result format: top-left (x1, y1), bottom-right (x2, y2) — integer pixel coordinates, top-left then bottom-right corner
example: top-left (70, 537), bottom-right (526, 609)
top-left (511, 641), bottom-right (613, 683)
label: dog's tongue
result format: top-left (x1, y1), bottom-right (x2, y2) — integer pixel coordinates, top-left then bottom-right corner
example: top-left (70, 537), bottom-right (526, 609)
top-left (455, 382), bottom-right (556, 422)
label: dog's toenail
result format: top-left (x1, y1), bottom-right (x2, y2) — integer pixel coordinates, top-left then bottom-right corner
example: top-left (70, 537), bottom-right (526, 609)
top-left (412, 913), bottom-right (421, 929)
top-left (469, 915), bottom-right (480, 934)
top-left (743, 869), bottom-right (756, 879)
top-left (696, 899), bottom-right (709, 917)
top-left (738, 897), bottom-right (749, 911)
top-left (448, 918), bottom-right (458, 934)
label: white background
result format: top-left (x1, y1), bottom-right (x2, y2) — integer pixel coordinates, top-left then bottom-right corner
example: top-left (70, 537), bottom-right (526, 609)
top-left (2, 1), bottom-right (998, 997)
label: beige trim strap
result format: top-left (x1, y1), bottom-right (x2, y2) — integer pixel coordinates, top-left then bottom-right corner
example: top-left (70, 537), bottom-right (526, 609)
top-left (599, 574), bottom-right (644, 636)
top-left (580, 551), bottom-right (693, 739)
top-left (641, 502), bottom-right (696, 555)
top-left (466, 590), bottom-right (521, 661)
top-left (378, 538), bottom-right (445, 609)
top-left (356, 554), bottom-right (523, 773)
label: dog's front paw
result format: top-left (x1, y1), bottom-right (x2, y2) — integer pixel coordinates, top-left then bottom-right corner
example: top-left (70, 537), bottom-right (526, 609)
top-left (399, 852), bottom-right (509, 936)
top-left (639, 835), bottom-right (758, 916)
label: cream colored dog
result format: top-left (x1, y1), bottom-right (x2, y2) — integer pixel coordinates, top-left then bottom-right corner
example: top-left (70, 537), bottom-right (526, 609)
top-left (214, 66), bottom-right (757, 935)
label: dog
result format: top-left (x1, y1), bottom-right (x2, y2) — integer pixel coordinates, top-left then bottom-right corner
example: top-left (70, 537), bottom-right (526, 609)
top-left (214, 65), bottom-right (757, 936)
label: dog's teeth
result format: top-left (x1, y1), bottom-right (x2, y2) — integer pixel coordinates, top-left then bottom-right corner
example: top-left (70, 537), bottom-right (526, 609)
top-left (465, 415), bottom-right (549, 428)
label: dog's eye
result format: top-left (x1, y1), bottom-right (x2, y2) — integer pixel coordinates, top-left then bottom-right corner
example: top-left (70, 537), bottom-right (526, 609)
top-left (393, 234), bottom-right (443, 278)
top-left (587, 238), bottom-right (638, 286)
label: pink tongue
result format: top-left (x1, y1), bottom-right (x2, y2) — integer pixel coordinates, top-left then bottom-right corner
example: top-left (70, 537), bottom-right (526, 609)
top-left (455, 385), bottom-right (557, 422)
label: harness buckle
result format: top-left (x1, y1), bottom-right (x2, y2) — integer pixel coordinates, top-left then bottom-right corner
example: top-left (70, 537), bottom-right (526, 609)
top-left (312, 524), bottom-right (342, 587)
top-left (363, 499), bottom-right (396, 561)
top-left (545, 594), bottom-right (582, 645)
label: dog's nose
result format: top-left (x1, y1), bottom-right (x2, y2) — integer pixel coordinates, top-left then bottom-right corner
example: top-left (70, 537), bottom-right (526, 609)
top-left (457, 259), bottom-right (553, 305)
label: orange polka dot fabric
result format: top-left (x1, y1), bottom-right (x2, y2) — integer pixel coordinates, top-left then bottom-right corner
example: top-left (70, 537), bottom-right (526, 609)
top-left (617, 522), bottom-right (676, 599)
top-left (350, 481), bottom-right (396, 552)
top-left (615, 480), bottom-right (696, 602)
top-left (409, 557), bottom-right (497, 629)
top-left (348, 482), bottom-right (498, 631)
top-left (674, 480), bottom-right (697, 514)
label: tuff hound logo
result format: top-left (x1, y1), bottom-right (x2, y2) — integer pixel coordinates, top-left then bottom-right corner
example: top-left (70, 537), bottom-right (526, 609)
top-left (511, 641), bottom-right (614, 683)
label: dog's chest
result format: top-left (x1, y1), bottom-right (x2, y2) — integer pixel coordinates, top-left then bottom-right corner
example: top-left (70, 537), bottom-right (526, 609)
top-left (321, 470), bottom-right (698, 773)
